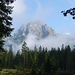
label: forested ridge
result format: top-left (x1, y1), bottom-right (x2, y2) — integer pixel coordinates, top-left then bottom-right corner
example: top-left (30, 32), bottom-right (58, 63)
top-left (0, 42), bottom-right (75, 75)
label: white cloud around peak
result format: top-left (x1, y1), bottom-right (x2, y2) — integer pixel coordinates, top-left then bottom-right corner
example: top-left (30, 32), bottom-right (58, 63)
top-left (12, 0), bottom-right (26, 16)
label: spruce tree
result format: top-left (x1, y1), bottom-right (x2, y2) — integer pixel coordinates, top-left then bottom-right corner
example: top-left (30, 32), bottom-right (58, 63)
top-left (21, 42), bottom-right (29, 68)
top-left (0, 0), bottom-right (15, 52)
top-left (7, 45), bottom-right (14, 68)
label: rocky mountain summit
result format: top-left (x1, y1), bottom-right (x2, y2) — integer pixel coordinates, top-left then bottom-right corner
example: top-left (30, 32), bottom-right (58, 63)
top-left (12, 21), bottom-right (56, 44)
top-left (4, 21), bottom-right (57, 51)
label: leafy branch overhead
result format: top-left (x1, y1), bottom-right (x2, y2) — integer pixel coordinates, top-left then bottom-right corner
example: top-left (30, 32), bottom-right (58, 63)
top-left (61, 8), bottom-right (75, 19)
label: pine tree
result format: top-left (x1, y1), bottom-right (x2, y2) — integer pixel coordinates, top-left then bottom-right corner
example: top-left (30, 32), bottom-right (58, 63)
top-left (14, 50), bottom-right (22, 68)
top-left (71, 48), bottom-right (75, 70)
top-left (1, 50), bottom-right (8, 68)
top-left (65, 45), bottom-right (71, 71)
top-left (7, 45), bottom-right (14, 68)
top-left (21, 42), bottom-right (29, 68)
top-left (0, 0), bottom-right (15, 52)
top-left (32, 45), bottom-right (38, 68)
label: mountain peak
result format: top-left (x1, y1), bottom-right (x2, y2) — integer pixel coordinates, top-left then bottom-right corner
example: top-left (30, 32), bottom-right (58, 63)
top-left (18, 21), bottom-right (56, 39)
top-left (5, 21), bottom-right (57, 51)
top-left (6, 21), bottom-right (56, 45)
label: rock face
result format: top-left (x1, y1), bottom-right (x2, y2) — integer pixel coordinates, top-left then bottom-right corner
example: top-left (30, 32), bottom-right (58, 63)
top-left (5, 21), bottom-right (75, 52)
top-left (12, 21), bottom-right (56, 44)
top-left (4, 21), bottom-right (56, 51)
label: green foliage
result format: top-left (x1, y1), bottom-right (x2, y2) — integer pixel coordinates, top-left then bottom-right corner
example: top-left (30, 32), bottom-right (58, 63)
top-left (7, 45), bottom-right (14, 68)
top-left (61, 7), bottom-right (75, 19)
top-left (1, 43), bottom-right (75, 75)
top-left (0, 0), bottom-right (15, 52)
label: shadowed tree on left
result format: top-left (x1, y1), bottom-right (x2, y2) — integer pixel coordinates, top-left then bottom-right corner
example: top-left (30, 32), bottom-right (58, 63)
top-left (0, 0), bottom-right (15, 67)
top-left (0, 0), bottom-right (15, 52)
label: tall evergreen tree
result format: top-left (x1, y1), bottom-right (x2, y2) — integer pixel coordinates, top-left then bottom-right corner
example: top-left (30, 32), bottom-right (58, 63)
top-left (21, 42), bottom-right (29, 68)
top-left (71, 48), bottom-right (75, 70)
top-left (65, 45), bottom-right (71, 71)
top-left (0, 0), bottom-right (15, 52)
top-left (1, 50), bottom-right (8, 68)
top-left (7, 45), bottom-right (14, 68)
top-left (32, 45), bottom-right (38, 68)
top-left (14, 50), bottom-right (22, 68)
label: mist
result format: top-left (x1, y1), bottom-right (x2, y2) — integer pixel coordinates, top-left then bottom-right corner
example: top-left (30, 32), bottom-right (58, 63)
top-left (25, 33), bottom-right (75, 50)
top-left (4, 33), bottom-right (75, 53)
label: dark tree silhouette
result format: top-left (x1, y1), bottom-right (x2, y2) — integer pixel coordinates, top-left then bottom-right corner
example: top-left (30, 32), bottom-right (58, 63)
top-left (61, 8), bottom-right (75, 19)
top-left (0, 0), bottom-right (15, 52)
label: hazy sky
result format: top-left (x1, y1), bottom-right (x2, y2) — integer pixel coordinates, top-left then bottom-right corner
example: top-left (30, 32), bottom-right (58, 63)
top-left (11, 0), bottom-right (75, 34)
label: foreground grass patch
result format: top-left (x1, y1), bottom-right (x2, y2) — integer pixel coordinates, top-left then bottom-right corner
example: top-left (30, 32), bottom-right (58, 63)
top-left (0, 69), bottom-right (17, 75)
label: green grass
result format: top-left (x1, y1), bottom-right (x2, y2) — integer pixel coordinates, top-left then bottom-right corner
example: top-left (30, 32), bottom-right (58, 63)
top-left (0, 69), bottom-right (32, 75)
top-left (0, 69), bottom-right (17, 75)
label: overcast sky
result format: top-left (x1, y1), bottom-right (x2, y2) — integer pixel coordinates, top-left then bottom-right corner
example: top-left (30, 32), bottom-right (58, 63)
top-left (11, 0), bottom-right (75, 34)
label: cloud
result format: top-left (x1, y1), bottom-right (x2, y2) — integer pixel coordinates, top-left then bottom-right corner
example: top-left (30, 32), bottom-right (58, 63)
top-left (25, 34), bottom-right (75, 50)
top-left (11, 0), bottom-right (28, 33)
top-left (33, 0), bottom-right (52, 21)
top-left (11, 0), bottom-right (26, 16)
top-left (5, 33), bottom-right (75, 53)
top-left (64, 32), bottom-right (70, 35)
top-left (25, 34), bottom-right (38, 49)
top-left (11, 0), bottom-right (53, 32)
